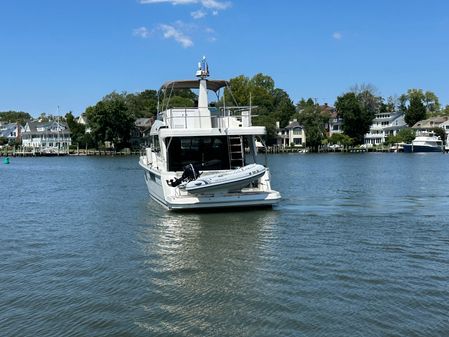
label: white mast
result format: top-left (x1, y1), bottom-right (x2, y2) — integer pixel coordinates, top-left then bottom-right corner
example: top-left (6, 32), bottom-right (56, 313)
top-left (195, 56), bottom-right (211, 128)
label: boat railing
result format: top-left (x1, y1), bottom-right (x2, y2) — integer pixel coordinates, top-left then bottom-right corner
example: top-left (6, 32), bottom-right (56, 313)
top-left (161, 106), bottom-right (256, 129)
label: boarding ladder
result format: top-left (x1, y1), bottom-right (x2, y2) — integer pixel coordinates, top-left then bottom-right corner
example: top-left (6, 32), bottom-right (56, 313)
top-left (228, 136), bottom-right (244, 168)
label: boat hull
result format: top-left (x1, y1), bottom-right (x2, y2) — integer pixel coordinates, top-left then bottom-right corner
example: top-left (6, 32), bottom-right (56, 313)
top-left (139, 158), bottom-right (281, 210)
top-left (403, 144), bottom-right (443, 153)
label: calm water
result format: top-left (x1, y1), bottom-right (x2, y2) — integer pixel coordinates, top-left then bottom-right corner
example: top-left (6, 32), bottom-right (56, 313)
top-left (1, 153), bottom-right (449, 336)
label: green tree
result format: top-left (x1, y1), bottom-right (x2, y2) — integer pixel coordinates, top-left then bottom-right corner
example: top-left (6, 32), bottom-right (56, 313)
top-left (335, 91), bottom-right (377, 144)
top-left (328, 133), bottom-right (354, 148)
top-left (85, 92), bottom-right (134, 149)
top-left (404, 94), bottom-right (426, 127)
top-left (424, 91), bottom-right (440, 114)
top-left (126, 90), bottom-right (158, 118)
top-left (432, 127), bottom-right (446, 145)
top-left (160, 88), bottom-right (197, 110)
top-left (442, 105), bottom-right (449, 116)
top-left (0, 111), bottom-right (32, 124)
top-left (387, 128), bottom-right (416, 144)
top-left (273, 89), bottom-right (296, 128)
top-left (400, 89), bottom-right (440, 124)
top-left (224, 73), bottom-right (297, 144)
top-left (297, 104), bottom-right (330, 152)
top-left (65, 112), bottom-right (87, 148)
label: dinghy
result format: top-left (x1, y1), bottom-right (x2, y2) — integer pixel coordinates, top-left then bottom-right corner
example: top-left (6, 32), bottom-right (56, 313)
top-left (184, 164), bottom-right (266, 194)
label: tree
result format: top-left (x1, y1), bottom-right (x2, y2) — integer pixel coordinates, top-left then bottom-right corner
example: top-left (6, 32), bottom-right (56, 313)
top-left (250, 73), bottom-right (275, 93)
top-left (126, 90), bottom-right (158, 118)
top-left (85, 92), bottom-right (134, 149)
top-left (65, 112), bottom-right (89, 148)
top-left (224, 73), bottom-right (297, 144)
top-left (296, 98), bottom-right (315, 111)
top-left (273, 89), bottom-right (296, 128)
top-left (328, 133), bottom-right (354, 148)
top-left (335, 91), bottom-right (377, 145)
top-left (432, 127), bottom-right (446, 145)
top-left (400, 89), bottom-right (440, 124)
top-left (385, 128), bottom-right (416, 145)
top-left (0, 111), bottom-right (32, 125)
top-left (424, 91), bottom-right (440, 114)
top-left (160, 88), bottom-right (197, 110)
top-left (380, 96), bottom-right (398, 113)
top-left (404, 94), bottom-right (426, 127)
top-left (297, 104), bottom-right (330, 152)
top-left (442, 105), bottom-right (449, 116)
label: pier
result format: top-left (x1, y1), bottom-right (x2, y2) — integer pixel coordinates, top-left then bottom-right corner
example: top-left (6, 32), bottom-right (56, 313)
top-left (0, 149), bottom-right (140, 157)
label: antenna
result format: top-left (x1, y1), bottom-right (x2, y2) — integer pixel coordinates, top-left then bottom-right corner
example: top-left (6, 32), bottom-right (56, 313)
top-left (195, 56), bottom-right (209, 79)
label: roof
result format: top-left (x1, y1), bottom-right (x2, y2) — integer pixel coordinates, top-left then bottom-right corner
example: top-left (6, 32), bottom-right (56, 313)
top-left (160, 79), bottom-right (229, 92)
top-left (23, 120), bottom-right (70, 134)
top-left (412, 116), bottom-right (448, 129)
top-left (135, 117), bottom-right (153, 128)
top-left (285, 121), bottom-right (303, 130)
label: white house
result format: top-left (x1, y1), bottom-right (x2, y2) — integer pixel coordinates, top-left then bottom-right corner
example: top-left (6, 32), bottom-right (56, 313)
top-left (22, 121), bottom-right (71, 150)
top-left (0, 123), bottom-right (24, 143)
top-left (364, 111), bottom-right (407, 145)
top-left (277, 120), bottom-right (306, 147)
top-left (77, 113), bottom-right (91, 133)
top-left (438, 119), bottom-right (449, 144)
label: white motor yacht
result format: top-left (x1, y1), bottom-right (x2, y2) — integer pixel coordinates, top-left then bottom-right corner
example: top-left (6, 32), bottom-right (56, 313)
top-left (139, 57), bottom-right (281, 210)
top-left (403, 131), bottom-right (443, 153)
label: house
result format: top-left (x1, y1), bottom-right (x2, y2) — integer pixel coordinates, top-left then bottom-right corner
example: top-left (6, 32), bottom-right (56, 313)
top-left (0, 123), bottom-right (24, 143)
top-left (276, 120), bottom-right (306, 147)
top-left (77, 113), bottom-right (91, 133)
top-left (22, 120), bottom-right (71, 150)
top-left (364, 111), bottom-right (407, 145)
top-left (130, 117), bottom-right (154, 148)
top-left (412, 116), bottom-right (448, 130)
top-left (438, 119), bottom-right (449, 144)
top-left (326, 109), bottom-right (344, 137)
top-left (413, 116), bottom-right (449, 144)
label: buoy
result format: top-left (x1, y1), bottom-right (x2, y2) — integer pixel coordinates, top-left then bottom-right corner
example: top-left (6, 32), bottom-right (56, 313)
top-left (3, 157), bottom-right (10, 164)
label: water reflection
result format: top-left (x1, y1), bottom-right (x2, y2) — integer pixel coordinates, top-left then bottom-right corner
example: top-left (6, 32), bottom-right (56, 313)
top-left (137, 203), bottom-right (281, 335)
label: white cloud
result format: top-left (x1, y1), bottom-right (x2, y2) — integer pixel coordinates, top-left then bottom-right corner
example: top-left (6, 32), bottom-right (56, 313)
top-left (133, 26), bottom-right (151, 38)
top-left (332, 32), bottom-right (343, 40)
top-left (140, 0), bottom-right (197, 5)
top-left (159, 24), bottom-right (193, 47)
top-left (139, 0), bottom-right (231, 11)
top-left (201, 0), bottom-right (231, 10)
top-left (191, 9), bottom-right (207, 19)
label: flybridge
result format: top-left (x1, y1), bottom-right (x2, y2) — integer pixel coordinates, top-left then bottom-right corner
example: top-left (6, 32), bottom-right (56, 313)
top-left (158, 56), bottom-right (256, 130)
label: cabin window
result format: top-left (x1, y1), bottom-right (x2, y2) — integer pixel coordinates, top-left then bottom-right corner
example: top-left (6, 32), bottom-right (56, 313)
top-left (166, 136), bottom-right (230, 171)
top-left (151, 136), bottom-right (160, 152)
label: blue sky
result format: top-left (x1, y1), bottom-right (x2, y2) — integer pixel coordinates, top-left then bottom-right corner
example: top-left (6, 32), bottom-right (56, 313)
top-left (1, 0), bottom-right (448, 116)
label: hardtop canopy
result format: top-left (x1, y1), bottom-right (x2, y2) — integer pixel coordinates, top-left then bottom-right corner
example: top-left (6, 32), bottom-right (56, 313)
top-left (160, 79), bottom-right (229, 93)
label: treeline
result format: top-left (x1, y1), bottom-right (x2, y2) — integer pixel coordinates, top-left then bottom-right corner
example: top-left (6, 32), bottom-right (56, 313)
top-left (2, 75), bottom-right (449, 150)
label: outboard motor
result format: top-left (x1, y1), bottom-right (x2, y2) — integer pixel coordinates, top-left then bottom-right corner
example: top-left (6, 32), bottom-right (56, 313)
top-left (167, 163), bottom-right (201, 187)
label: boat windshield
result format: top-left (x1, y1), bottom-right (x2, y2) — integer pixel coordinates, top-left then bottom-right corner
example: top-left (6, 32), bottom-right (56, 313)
top-left (167, 136), bottom-right (230, 171)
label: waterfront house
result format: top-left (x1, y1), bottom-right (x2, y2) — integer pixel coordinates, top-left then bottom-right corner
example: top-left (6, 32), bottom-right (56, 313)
top-left (364, 111), bottom-right (407, 146)
top-left (22, 121), bottom-right (71, 151)
top-left (130, 117), bottom-right (154, 148)
top-left (412, 116), bottom-right (448, 131)
top-left (326, 109), bottom-right (344, 137)
top-left (438, 119), bottom-right (449, 144)
top-left (76, 113), bottom-right (91, 133)
top-left (0, 123), bottom-right (24, 144)
top-left (413, 116), bottom-right (449, 144)
top-left (276, 120), bottom-right (306, 147)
